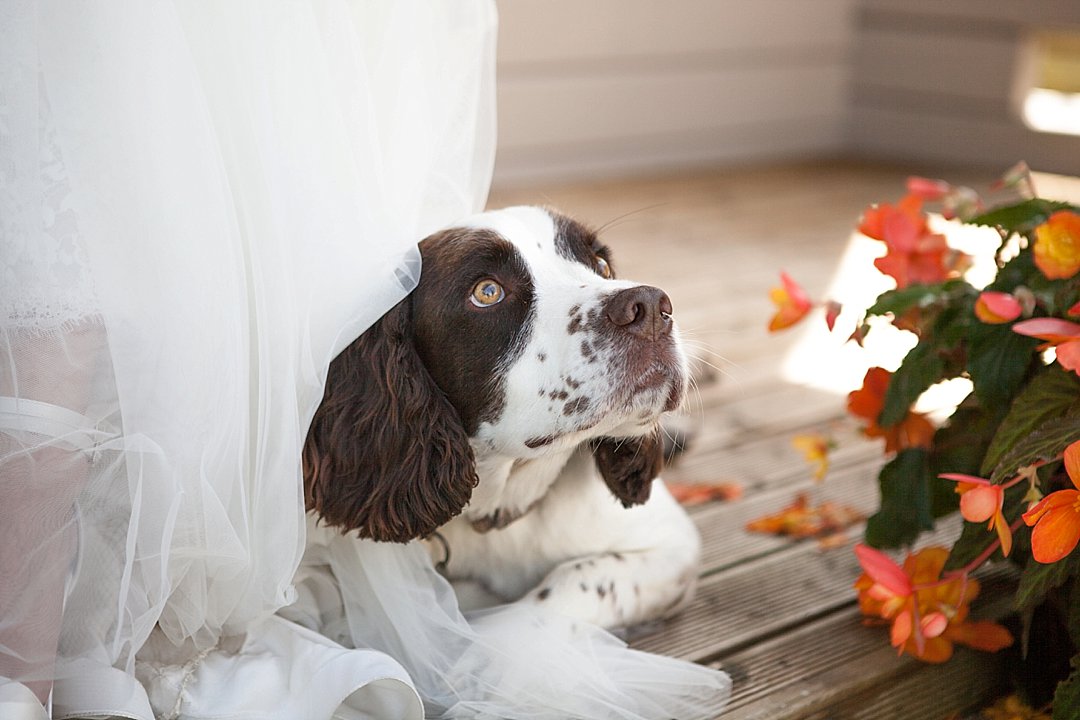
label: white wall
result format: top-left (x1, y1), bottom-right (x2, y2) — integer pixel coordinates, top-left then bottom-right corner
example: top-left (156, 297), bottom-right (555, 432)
top-left (493, 0), bottom-right (857, 185)
top-left (493, 0), bottom-right (1080, 186)
top-left (848, 0), bottom-right (1080, 177)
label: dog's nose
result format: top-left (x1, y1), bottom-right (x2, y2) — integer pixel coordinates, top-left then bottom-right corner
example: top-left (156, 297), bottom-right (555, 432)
top-left (604, 286), bottom-right (673, 342)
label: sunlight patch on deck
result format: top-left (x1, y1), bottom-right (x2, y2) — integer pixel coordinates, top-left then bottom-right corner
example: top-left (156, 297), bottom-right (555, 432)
top-left (780, 219), bottom-right (1002, 418)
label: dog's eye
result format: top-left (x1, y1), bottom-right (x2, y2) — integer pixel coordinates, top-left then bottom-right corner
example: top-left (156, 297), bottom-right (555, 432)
top-left (596, 257), bottom-right (612, 279)
top-left (470, 279), bottom-right (505, 307)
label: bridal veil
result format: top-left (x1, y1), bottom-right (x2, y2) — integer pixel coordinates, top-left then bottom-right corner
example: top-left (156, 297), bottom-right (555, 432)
top-left (0, 2), bottom-right (729, 717)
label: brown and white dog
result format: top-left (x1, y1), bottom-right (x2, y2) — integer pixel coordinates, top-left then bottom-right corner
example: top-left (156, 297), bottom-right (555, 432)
top-left (303, 206), bottom-right (700, 629)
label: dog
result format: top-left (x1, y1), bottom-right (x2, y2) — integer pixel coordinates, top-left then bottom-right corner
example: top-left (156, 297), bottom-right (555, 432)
top-left (303, 206), bottom-right (700, 629)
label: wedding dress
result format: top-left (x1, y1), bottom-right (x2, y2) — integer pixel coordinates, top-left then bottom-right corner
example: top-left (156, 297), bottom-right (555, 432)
top-left (0, 2), bottom-right (730, 718)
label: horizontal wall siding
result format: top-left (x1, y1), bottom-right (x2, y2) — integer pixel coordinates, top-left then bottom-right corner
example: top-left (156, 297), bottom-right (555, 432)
top-left (849, 0), bottom-right (1080, 176)
top-left (493, 0), bottom-right (856, 185)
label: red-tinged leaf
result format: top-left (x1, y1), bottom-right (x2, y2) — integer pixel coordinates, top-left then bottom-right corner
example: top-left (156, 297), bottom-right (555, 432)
top-left (747, 494), bottom-right (862, 539)
top-left (824, 300), bottom-right (842, 331)
top-left (666, 481), bottom-right (742, 506)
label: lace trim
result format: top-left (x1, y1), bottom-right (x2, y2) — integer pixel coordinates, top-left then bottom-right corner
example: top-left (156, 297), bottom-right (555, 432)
top-left (1, 71), bottom-right (99, 329)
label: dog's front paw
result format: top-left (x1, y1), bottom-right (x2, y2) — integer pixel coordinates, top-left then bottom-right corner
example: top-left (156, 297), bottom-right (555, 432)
top-left (523, 552), bottom-right (696, 630)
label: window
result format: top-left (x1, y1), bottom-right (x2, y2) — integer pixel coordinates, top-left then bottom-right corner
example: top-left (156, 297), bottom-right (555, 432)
top-left (1019, 31), bottom-right (1080, 136)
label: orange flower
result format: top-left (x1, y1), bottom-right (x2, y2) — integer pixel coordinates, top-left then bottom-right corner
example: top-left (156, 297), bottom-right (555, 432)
top-left (974, 291), bottom-right (1023, 324)
top-left (858, 194), bottom-right (928, 242)
top-left (854, 545), bottom-right (1012, 663)
top-left (857, 194), bottom-right (969, 289)
top-left (1033, 210), bottom-right (1080, 280)
top-left (1023, 439), bottom-right (1080, 563)
top-left (1013, 318), bottom-right (1080, 375)
top-left (874, 234), bottom-right (953, 289)
top-left (940, 474), bottom-right (1012, 557)
top-left (847, 367), bottom-right (935, 453)
top-left (792, 433), bottom-right (833, 481)
top-left (768, 271), bottom-right (812, 331)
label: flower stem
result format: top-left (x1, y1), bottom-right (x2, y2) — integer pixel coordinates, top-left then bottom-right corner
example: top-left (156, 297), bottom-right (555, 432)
top-left (938, 516), bottom-right (1027, 582)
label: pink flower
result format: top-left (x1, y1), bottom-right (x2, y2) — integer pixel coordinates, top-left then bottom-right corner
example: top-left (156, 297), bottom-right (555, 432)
top-left (974, 291), bottom-right (1023, 324)
top-left (941, 474), bottom-right (1012, 557)
top-left (906, 177), bottom-right (952, 202)
top-left (1013, 318), bottom-right (1080, 375)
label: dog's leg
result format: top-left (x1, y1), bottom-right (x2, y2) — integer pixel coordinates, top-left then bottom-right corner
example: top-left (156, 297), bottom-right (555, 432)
top-left (520, 480), bottom-right (700, 630)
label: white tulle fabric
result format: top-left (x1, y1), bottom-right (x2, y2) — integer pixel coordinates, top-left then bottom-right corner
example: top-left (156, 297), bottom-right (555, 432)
top-left (288, 522), bottom-right (732, 720)
top-left (1, 1), bottom-right (729, 718)
top-left (2, 1), bottom-right (491, 716)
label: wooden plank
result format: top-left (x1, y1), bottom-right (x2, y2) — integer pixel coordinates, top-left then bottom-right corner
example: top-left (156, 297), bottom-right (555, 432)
top-left (714, 573), bottom-right (1015, 720)
top-left (631, 533), bottom-right (865, 661)
top-left (668, 373), bottom-right (876, 460)
top-left (690, 450), bottom-right (884, 575)
top-left (672, 420), bottom-right (882, 502)
top-left (631, 514), bottom-right (967, 661)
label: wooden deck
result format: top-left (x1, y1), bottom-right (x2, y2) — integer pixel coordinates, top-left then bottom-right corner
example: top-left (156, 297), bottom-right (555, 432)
top-left (488, 161), bottom-right (1016, 720)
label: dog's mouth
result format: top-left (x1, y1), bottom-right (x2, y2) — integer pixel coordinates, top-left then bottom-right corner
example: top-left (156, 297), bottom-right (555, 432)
top-left (561, 361), bottom-right (684, 442)
top-left (620, 349), bottom-right (688, 411)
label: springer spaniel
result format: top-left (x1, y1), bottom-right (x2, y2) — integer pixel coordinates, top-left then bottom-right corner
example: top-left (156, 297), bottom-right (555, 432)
top-left (303, 206), bottom-right (700, 629)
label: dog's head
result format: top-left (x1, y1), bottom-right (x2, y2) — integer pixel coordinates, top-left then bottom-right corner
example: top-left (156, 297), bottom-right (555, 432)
top-left (304, 206), bottom-right (688, 542)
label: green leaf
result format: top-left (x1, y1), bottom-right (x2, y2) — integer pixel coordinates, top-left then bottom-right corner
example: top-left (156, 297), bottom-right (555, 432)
top-left (987, 246), bottom-right (1038, 292)
top-left (865, 449), bottom-right (934, 549)
top-left (929, 399), bottom-right (1004, 518)
top-left (988, 246), bottom-right (1080, 317)
top-left (1069, 579), bottom-right (1080, 649)
top-left (1053, 655), bottom-right (1080, 720)
top-left (878, 301), bottom-right (974, 427)
top-left (982, 368), bottom-right (1080, 478)
top-left (967, 198), bottom-right (1077, 235)
top-left (991, 413), bottom-right (1080, 483)
top-left (965, 321), bottom-right (1040, 409)
top-left (1016, 552), bottom-right (1080, 615)
top-left (879, 342), bottom-right (948, 427)
top-left (864, 280), bottom-right (970, 320)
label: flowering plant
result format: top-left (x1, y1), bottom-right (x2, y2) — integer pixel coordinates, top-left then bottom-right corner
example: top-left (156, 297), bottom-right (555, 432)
top-left (769, 164), bottom-right (1080, 714)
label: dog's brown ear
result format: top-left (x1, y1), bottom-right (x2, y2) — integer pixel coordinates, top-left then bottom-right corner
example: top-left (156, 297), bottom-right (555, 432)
top-left (591, 430), bottom-right (663, 507)
top-left (303, 301), bottom-right (478, 542)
